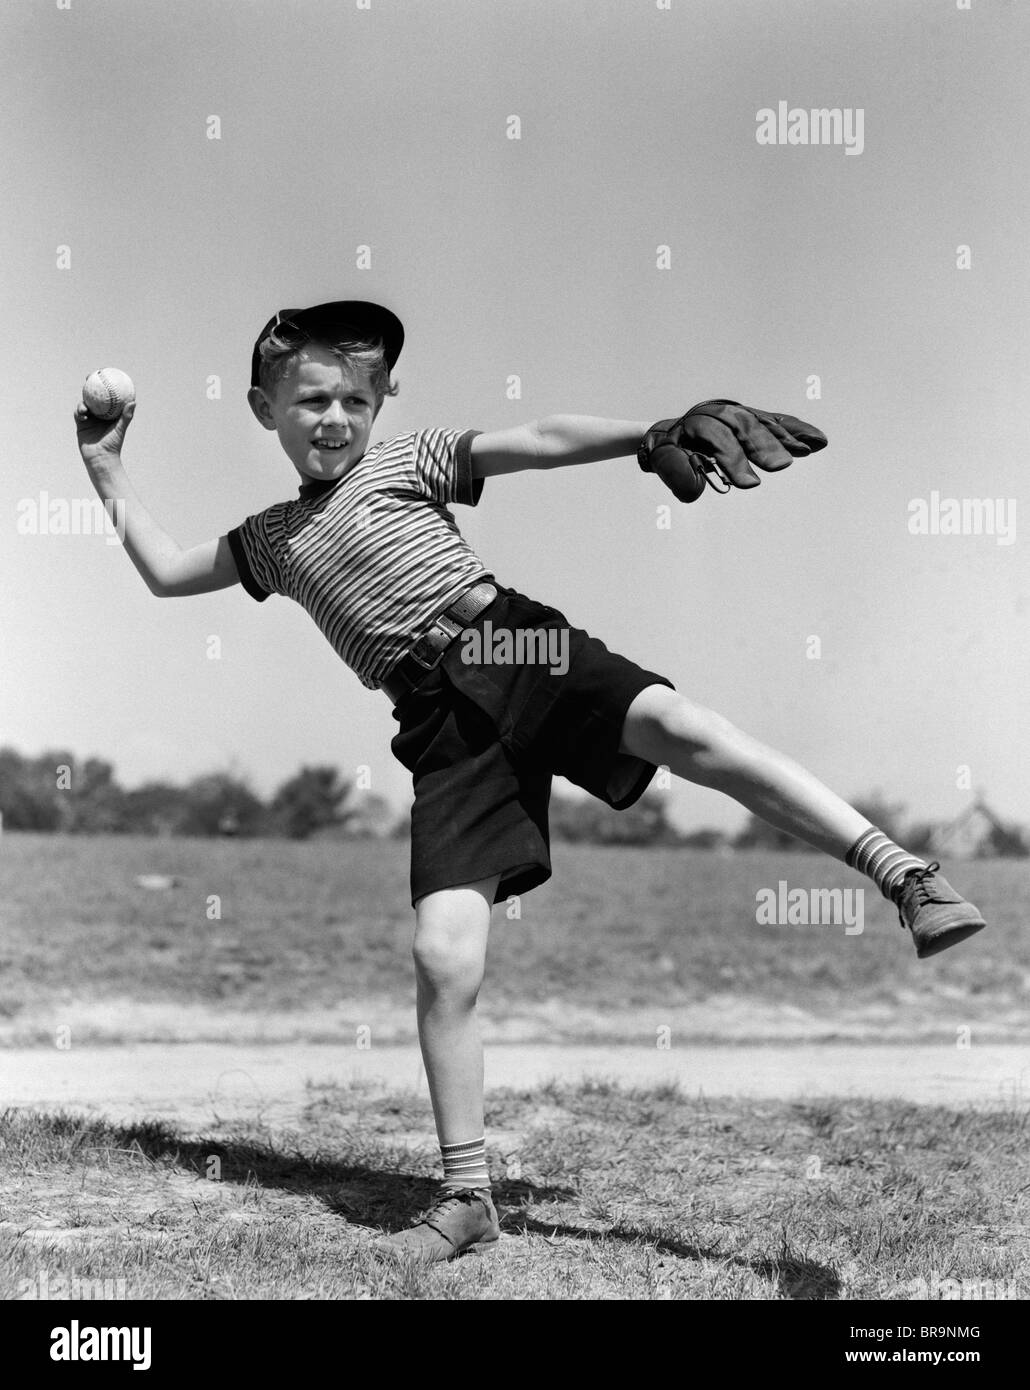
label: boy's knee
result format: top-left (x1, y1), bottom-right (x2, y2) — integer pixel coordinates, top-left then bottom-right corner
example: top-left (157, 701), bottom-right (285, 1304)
top-left (412, 885), bottom-right (493, 999)
top-left (413, 924), bottom-right (485, 1000)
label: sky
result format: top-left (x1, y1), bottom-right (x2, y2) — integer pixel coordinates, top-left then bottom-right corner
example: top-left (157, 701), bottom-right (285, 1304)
top-left (1, 0), bottom-right (1027, 837)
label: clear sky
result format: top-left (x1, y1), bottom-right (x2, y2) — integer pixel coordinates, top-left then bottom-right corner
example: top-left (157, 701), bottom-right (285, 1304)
top-left (2, 0), bottom-right (1026, 836)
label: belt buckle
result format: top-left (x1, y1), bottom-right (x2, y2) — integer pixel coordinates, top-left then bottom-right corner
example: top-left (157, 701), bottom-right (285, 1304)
top-left (409, 613), bottom-right (462, 671)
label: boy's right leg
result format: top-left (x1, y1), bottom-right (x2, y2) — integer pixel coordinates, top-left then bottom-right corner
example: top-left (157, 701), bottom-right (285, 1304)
top-left (379, 875), bottom-right (502, 1262)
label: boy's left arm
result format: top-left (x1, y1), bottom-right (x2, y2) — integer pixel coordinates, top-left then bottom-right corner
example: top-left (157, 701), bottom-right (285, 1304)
top-left (470, 405), bottom-right (828, 500)
top-left (470, 417), bottom-right (649, 477)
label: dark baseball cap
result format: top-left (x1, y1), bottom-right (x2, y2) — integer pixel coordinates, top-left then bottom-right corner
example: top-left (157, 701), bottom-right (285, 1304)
top-left (250, 300), bottom-right (404, 388)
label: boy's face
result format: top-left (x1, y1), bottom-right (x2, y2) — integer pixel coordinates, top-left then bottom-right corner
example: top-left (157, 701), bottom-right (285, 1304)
top-left (247, 343), bottom-right (380, 485)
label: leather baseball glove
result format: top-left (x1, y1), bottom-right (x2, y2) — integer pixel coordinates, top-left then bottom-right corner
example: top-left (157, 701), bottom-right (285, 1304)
top-left (637, 399), bottom-right (828, 503)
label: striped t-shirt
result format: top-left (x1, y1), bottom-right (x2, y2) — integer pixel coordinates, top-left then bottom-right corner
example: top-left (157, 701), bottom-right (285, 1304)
top-left (227, 428), bottom-right (494, 690)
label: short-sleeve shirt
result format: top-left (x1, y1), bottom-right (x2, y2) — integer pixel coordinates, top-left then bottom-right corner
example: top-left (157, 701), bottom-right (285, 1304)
top-left (227, 428), bottom-right (493, 690)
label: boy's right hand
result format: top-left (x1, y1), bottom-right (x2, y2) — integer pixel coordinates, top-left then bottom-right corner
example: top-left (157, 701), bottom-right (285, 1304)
top-left (74, 398), bottom-right (135, 469)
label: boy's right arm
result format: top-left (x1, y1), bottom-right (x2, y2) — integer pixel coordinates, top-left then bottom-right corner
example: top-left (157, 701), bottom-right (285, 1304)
top-left (74, 398), bottom-right (240, 598)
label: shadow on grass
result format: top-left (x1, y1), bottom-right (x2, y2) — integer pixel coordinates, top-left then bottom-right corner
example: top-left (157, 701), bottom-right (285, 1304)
top-left (133, 1125), bottom-right (842, 1296)
top-left (511, 1215), bottom-right (841, 1300)
top-left (71, 1118), bottom-right (577, 1236)
top-left (10, 1113), bottom-right (840, 1295)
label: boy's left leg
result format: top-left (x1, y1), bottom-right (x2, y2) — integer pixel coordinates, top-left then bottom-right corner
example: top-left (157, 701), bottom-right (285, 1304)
top-left (618, 684), bottom-right (986, 956)
top-left (620, 685), bottom-right (869, 856)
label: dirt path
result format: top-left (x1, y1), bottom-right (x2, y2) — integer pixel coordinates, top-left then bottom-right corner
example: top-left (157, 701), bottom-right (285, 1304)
top-left (5, 996), bottom-right (1029, 1048)
top-left (3, 1042), bottom-right (1027, 1129)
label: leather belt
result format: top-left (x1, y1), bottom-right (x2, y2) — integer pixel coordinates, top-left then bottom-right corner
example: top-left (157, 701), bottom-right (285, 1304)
top-left (379, 580), bottom-right (499, 706)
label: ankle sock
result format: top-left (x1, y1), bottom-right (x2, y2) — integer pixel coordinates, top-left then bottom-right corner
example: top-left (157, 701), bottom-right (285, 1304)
top-left (845, 826), bottom-right (927, 901)
top-left (440, 1136), bottom-right (490, 1189)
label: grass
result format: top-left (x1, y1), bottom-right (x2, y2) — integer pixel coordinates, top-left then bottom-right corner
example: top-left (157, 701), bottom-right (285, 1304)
top-left (0, 833), bottom-right (1026, 1041)
top-left (2, 836), bottom-right (1025, 1302)
top-left (1, 1080), bottom-right (1026, 1301)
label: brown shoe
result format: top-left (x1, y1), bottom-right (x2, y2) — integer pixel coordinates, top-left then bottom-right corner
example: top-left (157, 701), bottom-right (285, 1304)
top-left (894, 862), bottom-right (987, 959)
top-left (378, 1187), bottom-right (500, 1263)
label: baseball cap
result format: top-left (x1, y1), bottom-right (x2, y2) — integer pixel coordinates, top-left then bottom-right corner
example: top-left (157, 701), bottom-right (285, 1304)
top-left (250, 300), bottom-right (404, 388)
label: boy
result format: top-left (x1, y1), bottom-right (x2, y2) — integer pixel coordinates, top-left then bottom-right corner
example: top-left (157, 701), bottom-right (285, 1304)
top-left (75, 298), bottom-right (987, 1262)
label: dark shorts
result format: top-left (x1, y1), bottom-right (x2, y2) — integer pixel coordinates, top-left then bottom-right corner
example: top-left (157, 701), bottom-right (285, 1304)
top-left (388, 585), bottom-right (675, 908)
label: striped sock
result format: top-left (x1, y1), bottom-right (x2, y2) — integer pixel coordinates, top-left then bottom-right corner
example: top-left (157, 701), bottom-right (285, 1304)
top-left (845, 826), bottom-right (927, 902)
top-left (440, 1136), bottom-right (490, 1190)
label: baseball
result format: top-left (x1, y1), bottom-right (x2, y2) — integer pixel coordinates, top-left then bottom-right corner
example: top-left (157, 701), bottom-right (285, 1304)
top-left (82, 367), bottom-right (135, 420)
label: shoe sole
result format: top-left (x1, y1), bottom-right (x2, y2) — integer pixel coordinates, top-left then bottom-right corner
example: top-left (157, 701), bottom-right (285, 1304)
top-left (915, 919), bottom-right (986, 959)
top-left (375, 1229), bottom-right (500, 1263)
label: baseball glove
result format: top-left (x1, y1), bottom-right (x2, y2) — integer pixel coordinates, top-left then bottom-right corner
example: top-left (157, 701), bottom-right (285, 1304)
top-left (637, 399), bottom-right (828, 503)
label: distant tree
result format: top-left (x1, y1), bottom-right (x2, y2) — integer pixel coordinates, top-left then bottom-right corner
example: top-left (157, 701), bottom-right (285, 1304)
top-left (268, 765), bottom-right (352, 840)
top-left (549, 789), bottom-right (681, 846)
top-left (344, 792), bottom-right (394, 839)
top-left (0, 746), bottom-right (90, 830)
top-left (66, 758), bottom-right (127, 833)
top-left (0, 747), bottom-right (62, 830)
top-left (679, 828), bottom-right (730, 850)
top-left (0, 748), bottom-right (34, 826)
top-left (179, 772), bottom-right (266, 838)
top-left (119, 782), bottom-right (192, 837)
top-left (732, 814), bottom-right (806, 852)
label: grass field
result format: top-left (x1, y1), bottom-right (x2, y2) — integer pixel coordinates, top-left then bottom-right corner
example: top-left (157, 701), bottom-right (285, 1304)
top-left (1, 833), bottom-right (1027, 1303)
top-left (1, 833), bottom-right (1027, 1043)
top-left (2, 1081), bottom-right (1027, 1301)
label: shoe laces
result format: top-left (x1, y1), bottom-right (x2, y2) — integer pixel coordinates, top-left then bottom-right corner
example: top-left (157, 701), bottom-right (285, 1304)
top-left (418, 1188), bottom-right (486, 1226)
top-left (896, 861), bottom-right (942, 927)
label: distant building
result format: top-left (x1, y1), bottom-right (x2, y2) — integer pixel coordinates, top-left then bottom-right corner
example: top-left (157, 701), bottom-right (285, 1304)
top-left (929, 797), bottom-right (1027, 860)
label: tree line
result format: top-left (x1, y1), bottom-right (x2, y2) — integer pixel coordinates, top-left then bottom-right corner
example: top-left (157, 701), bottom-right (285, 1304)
top-left (0, 747), bottom-right (1025, 855)
top-left (0, 748), bottom-right (381, 840)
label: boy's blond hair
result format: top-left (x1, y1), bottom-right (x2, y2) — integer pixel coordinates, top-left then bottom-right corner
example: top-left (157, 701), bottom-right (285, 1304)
top-left (257, 329), bottom-right (399, 408)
